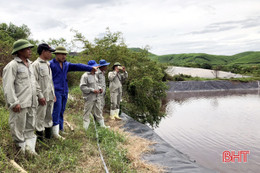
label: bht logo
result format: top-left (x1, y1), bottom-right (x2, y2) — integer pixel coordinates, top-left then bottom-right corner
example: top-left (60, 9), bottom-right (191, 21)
top-left (222, 150), bottom-right (250, 163)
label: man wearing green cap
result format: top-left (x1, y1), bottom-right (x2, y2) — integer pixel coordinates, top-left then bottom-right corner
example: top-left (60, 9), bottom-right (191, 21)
top-left (108, 62), bottom-right (128, 120)
top-left (50, 46), bottom-right (96, 139)
top-left (2, 39), bottom-right (44, 155)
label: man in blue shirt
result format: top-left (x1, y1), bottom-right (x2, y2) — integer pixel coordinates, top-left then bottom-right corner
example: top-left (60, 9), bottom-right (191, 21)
top-left (50, 46), bottom-right (96, 139)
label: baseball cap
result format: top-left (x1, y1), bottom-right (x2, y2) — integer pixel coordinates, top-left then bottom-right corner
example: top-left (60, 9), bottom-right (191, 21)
top-left (37, 43), bottom-right (55, 55)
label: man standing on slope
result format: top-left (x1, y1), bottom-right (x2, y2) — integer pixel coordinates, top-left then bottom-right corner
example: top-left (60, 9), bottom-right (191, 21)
top-left (97, 59), bottom-right (110, 111)
top-left (50, 46), bottom-right (96, 139)
top-left (2, 39), bottom-right (43, 155)
top-left (32, 43), bottom-right (56, 141)
top-left (80, 60), bottom-right (109, 130)
top-left (108, 62), bottom-right (128, 120)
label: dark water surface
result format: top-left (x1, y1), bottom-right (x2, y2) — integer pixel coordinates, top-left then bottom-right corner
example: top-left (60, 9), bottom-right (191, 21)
top-left (155, 91), bottom-right (260, 173)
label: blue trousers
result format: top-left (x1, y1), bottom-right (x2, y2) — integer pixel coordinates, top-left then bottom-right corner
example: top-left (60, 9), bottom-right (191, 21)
top-left (52, 91), bottom-right (68, 130)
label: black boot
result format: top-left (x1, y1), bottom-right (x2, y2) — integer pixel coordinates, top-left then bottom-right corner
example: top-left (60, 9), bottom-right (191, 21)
top-left (36, 131), bottom-right (44, 141)
top-left (45, 127), bottom-right (52, 139)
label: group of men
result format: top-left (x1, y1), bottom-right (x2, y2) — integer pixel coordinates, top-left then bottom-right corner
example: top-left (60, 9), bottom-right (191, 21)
top-left (2, 39), bottom-right (128, 155)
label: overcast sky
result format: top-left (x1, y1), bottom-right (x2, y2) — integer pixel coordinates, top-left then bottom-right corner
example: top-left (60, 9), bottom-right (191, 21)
top-left (0, 0), bottom-right (260, 55)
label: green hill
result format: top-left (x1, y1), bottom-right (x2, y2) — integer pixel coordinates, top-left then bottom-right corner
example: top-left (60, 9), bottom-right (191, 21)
top-left (129, 47), bottom-right (158, 60)
top-left (230, 51), bottom-right (260, 65)
top-left (145, 51), bottom-right (260, 66)
top-left (129, 48), bottom-right (260, 75)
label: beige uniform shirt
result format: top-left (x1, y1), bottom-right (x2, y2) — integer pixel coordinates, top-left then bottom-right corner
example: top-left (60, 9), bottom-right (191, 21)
top-left (97, 69), bottom-right (106, 93)
top-left (108, 70), bottom-right (128, 93)
top-left (2, 57), bottom-right (42, 109)
top-left (80, 72), bottom-right (101, 101)
top-left (32, 57), bottom-right (55, 101)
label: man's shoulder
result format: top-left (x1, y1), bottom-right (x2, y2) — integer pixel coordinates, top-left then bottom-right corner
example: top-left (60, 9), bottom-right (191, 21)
top-left (83, 72), bottom-right (91, 76)
top-left (49, 59), bottom-right (59, 68)
top-left (108, 71), bottom-right (113, 74)
top-left (4, 59), bottom-right (18, 69)
top-left (49, 59), bottom-right (55, 64)
top-left (32, 58), bottom-right (40, 65)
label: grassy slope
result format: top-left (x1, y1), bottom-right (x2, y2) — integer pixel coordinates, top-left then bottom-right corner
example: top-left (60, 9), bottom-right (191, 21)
top-left (0, 85), bottom-right (163, 173)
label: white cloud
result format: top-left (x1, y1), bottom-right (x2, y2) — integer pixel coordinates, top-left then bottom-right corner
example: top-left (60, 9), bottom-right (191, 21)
top-left (0, 0), bottom-right (259, 55)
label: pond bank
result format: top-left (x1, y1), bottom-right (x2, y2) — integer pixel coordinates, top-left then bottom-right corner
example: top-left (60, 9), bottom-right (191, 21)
top-left (120, 113), bottom-right (216, 173)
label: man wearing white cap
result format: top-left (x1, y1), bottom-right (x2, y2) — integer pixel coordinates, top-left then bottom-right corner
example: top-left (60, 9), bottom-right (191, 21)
top-left (108, 62), bottom-right (128, 120)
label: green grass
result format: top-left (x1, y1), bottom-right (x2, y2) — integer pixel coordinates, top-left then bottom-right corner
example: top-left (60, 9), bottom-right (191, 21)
top-left (0, 85), bottom-right (141, 173)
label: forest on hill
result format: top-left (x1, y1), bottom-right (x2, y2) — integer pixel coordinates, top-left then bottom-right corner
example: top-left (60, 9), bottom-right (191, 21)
top-left (153, 52), bottom-right (260, 66)
top-left (130, 48), bottom-right (260, 77)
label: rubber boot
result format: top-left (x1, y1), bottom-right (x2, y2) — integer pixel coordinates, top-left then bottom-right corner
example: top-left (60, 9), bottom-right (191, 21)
top-left (83, 120), bottom-right (90, 131)
top-left (114, 109), bottom-right (122, 120)
top-left (60, 130), bottom-right (68, 136)
top-left (16, 142), bottom-right (25, 154)
top-left (25, 137), bottom-right (38, 155)
top-left (36, 131), bottom-right (44, 141)
top-left (45, 127), bottom-right (52, 139)
top-left (52, 125), bottom-right (65, 140)
top-left (98, 119), bottom-right (110, 128)
top-left (110, 109), bottom-right (116, 120)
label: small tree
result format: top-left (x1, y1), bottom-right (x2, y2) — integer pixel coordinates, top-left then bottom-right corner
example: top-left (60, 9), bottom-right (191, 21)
top-left (212, 65), bottom-right (222, 78)
top-left (73, 29), bottom-right (167, 127)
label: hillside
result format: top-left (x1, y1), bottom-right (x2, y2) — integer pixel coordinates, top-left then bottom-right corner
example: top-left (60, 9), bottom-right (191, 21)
top-left (148, 51), bottom-right (260, 66)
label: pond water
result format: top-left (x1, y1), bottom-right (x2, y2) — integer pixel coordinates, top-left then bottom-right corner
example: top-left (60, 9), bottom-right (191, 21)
top-left (155, 91), bottom-right (260, 173)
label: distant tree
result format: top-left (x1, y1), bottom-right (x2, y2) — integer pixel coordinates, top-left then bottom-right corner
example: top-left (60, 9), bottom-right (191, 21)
top-left (0, 23), bottom-right (37, 74)
top-left (212, 65), bottom-right (222, 78)
top-left (201, 63), bottom-right (212, 69)
top-left (43, 37), bottom-right (75, 53)
top-left (0, 22), bottom-right (31, 40)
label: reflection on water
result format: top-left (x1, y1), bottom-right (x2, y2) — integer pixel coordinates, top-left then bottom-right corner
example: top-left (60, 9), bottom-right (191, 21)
top-left (155, 91), bottom-right (260, 173)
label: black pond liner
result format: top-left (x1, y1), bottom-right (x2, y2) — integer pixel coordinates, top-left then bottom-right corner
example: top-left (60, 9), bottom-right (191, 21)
top-left (120, 113), bottom-right (217, 173)
top-left (167, 80), bottom-right (259, 92)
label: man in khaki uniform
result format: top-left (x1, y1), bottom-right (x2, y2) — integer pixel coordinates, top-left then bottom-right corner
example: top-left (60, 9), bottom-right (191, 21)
top-left (80, 60), bottom-right (108, 130)
top-left (108, 62), bottom-right (128, 120)
top-left (2, 39), bottom-right (45, 155)
top-left (97, 59), bottom-right (110, 110)
top-left (32, 43), bottom-right (55, 140)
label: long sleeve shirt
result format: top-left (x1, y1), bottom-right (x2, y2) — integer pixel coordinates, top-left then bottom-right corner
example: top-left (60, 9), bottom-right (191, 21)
top-left (32, 57), bottom-right (55, 101)
top-left (80, 72), bottom-right (101, 101)
top-left (108, 70), bottom-right (128, 93)
top-left (97, 69), bottom-right (106, 93)
top-left (2, 57), bottom-right (42, 109)
top-left (49, 58), bottom-right (93, 94)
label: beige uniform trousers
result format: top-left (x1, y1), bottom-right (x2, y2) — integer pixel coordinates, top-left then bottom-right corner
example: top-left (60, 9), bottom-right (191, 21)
top-left (110, 88), bottom-right (121, 110)
top-left (97, 69), bottom-right (106, 110)
top-left (35, 100), bottom-right (54, 131)
top-left (83, 98), bottom-right (103, 123)
top-left (100, 92), bottom-right (105, 110)
top-left (108, 70), bottom-right (127, 111)
top-left (9, 107), bottom-right (36, 142)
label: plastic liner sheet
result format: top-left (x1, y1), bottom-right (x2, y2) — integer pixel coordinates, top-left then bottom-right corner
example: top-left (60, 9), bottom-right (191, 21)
top-left (167, 80), bottom-right (259, 92)
top-left (166, 90), bottom-right (260, 101)
top-left (120, 113), bottom-right (217, 173)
